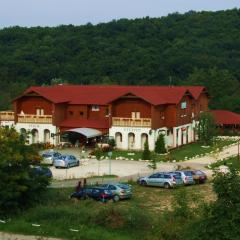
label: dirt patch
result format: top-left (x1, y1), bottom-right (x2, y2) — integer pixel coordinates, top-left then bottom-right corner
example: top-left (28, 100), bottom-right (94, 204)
top-left (0, 232), bottom-right (62, 240)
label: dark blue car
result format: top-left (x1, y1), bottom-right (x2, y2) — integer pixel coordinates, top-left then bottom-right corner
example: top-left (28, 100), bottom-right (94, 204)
top-left (71, 187), bottom-right (114, 202)
top-left (32, 166), bottom-right (53, 178)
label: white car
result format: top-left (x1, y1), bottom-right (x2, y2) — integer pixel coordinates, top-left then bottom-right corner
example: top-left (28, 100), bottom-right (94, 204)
top-left (41, 151), bottom-right (61, 165)
top-left (54, 155), bottom-right (80, 168)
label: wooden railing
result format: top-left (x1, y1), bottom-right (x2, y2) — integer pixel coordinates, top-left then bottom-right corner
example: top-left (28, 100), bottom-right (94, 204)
top-left (112, 117), bottom-right (151, 127)
top-left (18, 114), bottom-right (53, 124)
top-left (0, 111), bottom-right (14, 121)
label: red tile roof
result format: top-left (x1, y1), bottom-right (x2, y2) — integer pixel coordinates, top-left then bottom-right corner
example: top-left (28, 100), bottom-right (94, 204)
top-left (59, 118), bottom-right (109, 129)
top-left (18, 85), bottom-right (206, 106)
top-left (211, 110), bottom-right (240, 125)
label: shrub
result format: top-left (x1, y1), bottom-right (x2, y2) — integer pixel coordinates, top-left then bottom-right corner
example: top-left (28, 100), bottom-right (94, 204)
top-left (155, 134), bottom-right (166, 154)
top-left (142, 139), bottom-right (151, 160)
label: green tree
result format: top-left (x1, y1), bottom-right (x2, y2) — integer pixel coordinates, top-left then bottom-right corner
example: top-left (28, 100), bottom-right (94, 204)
top-left (142, 139), bottom-right (151, 160)
top-left (155, 134), bottom-right (166, 154)
top-left (185, 167), bottom-right (240, 240)
top-left (0, 127), bottom-right (50, 213)
top-left (197, 111), bottom-right (216, 145)
top-left (108, 138), bottom-right (116, 150)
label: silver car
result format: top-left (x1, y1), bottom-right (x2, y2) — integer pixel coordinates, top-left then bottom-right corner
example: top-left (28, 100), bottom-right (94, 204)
top-left (168, 171), bottom-right (195, 185)
top-left (41, 151), bottom-right (61, 165)
top-left (54, 155), bottom-right (80, 169)
top-left (101, 183), bottom-right (132, 202)
top-left (138, 172), bottom-right (183, 189)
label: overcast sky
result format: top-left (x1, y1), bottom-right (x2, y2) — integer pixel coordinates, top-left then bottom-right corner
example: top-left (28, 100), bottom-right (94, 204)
top-left (0, 0), bottom-right (239, 28)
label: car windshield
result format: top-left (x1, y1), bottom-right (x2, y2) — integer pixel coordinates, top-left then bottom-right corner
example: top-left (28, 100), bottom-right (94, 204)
top-left (116, 184), bottom-right (129, 189)
top-left (42, 153), bottom-right (53, 157)
top-left (59, 155), bottom-right (68, 160)
top-left (195, 170), bottom-right (204, 175)
top-left (183, 171), bottom-right (193, 176)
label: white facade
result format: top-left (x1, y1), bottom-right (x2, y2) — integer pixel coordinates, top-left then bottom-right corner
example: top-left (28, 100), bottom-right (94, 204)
top-left (109, 121), bottom-right (197, 151)
top-left (109, 126), bottom-right (155, 151)
top-left (15, 123), bottom-right (58, 145)
top-left (0, 120), bottom-right (15, 128)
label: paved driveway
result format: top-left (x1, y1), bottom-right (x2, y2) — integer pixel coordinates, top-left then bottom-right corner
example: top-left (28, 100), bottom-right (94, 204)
top-left (47, 142), bottom-right (239, 181)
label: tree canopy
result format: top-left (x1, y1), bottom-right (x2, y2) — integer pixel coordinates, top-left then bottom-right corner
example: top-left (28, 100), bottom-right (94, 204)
top-left (0, 127), bottom-right (50, 213)
top-left (0, 9), bottom-right (240, 111)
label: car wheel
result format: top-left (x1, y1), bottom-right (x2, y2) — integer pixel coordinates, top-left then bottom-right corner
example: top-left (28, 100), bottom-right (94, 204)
top-left (164, 183), bottom-right (170, 189)
top-left (113, 195), bottom-right (120, 202)
top-left (77, 161), bottom-right (80, 166)
top-left (140, 180), bottom-right (147, 186)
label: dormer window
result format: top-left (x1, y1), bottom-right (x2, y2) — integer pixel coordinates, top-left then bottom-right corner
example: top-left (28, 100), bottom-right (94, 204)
top-left (92, 105), bottom-right (99, 111)
top-left (181, 102), bottom-right (187, 109)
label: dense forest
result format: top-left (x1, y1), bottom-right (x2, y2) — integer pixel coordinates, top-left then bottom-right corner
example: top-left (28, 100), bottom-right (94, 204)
top-left (0, 9), bottom-right (240, 111)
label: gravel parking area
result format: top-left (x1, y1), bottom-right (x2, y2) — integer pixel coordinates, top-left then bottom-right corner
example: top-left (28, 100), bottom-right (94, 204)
top-left (46, 142), bottom-right (239, 181)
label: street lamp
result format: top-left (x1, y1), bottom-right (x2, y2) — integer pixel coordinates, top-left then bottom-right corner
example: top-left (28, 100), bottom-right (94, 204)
top-left (108, 151), bottom-right (112, 175)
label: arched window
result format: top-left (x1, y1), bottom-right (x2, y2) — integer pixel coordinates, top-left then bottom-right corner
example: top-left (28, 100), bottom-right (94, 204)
top-left (115, 132), bottom-right (122, 148)
top-left (44, 129), bottom-right (50, 143)
top-left (128, 132), bottom-right (135, 149)
top-left (141, 133), bottom-right (148, 150)
top-left (31, 129), bottom-right (39, 144)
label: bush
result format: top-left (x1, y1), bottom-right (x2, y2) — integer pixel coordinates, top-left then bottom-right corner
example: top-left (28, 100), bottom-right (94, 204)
top-left (155, 134), bottom-right (166, 154)
top-left (142, 139), bottom-right (151, 160)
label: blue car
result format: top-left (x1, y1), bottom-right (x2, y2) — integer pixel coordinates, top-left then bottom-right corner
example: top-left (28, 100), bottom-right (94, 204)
top-left (54, 155), bottom-right (80, 168)
top-left (32, 166), bottom-right (53, 178)
top-left (70, 187), bottom-right (114, 202)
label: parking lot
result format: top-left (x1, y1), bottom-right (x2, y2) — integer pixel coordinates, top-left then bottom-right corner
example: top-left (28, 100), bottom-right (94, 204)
top-left (43, 142), bottom-right (239, 180)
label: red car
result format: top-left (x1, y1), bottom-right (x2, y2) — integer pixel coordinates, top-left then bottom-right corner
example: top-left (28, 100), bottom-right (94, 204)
top-left (190, 170), bottom-right (207, 184)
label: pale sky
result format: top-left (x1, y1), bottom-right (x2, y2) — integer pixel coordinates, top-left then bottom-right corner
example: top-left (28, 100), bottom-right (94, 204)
top-left (0, 0), bottom-right (239, 28)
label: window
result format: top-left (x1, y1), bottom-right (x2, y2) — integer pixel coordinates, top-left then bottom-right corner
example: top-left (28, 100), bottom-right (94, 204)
top-left (149, 173), bottom-right (158, 178)
top-left (92, 105), bottom-right (99, 111)
top-left (79, 111), bottom-right (84, 116)
top-left (181, 102), bottom-right (187, 109)
top-left (36, 108), bottom-right (44, 115)
top-left (131, 112), bottom-right (140, 119)
top-left (160, 111), bottom-right (165, 120)
top-left (105, 108), bottom-right (109, 116)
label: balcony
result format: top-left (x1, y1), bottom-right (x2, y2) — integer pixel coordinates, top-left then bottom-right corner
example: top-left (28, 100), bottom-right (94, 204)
top-left (0, 111), bottom-right (14, 121)
top-left (18, 114), bottom-right (53, 124)
top-left (112, 117), bottom-right (151, 127)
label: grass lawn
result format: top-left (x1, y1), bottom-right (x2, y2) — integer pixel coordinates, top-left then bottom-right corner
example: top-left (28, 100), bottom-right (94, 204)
top-left (0, 183), bottom-right (215, 240)
top-left (210, 156), bottom-right (240, 170)
top-left (97, 139), bottom-right (237, 162)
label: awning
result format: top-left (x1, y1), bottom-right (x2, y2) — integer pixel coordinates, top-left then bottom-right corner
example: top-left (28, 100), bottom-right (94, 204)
top-left (65, 128), bottom-right (102, 138)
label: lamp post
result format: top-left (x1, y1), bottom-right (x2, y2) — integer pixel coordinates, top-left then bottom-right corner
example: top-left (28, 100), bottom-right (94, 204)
top-left (108, 151), bottom-right (112, 175)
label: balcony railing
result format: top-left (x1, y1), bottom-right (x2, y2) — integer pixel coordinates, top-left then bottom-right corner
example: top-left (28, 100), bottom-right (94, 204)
top-left (18, 114), bottom-right (53, 124)
top-left (0, 111), bottom-right (14, 121)
top-left (112, 117), bottom-right (151, 127)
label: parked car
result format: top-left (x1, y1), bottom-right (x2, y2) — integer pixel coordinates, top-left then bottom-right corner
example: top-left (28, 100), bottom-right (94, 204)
top-left (188, 170), bottom-right (207, 184)
top-left (54, 155), bottom-right (80, 168)
top-left (101, 183), bottom-right (132, 201)
top-left (41, 151), bottom-right (61, 165)
top-left (31, 166), bottom-right (53, 178)
top-left (168, 171), bottom-right (195, 185)
top-left (70, 187), bottom-right (114, 202)
top-left (138, 172), bottom-right (182, 189)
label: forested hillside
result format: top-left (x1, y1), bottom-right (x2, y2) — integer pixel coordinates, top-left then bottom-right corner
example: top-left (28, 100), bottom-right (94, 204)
top-left (0, 9), bottom-right (240, 111)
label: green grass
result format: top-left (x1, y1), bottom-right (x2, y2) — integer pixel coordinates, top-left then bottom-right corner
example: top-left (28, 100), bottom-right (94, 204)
top-left (97, 139), bottom-right (236, 162)
top-left (0, 183), bottom-right (215, 240)
top-left (210, 156), bottom-right (240, 170)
